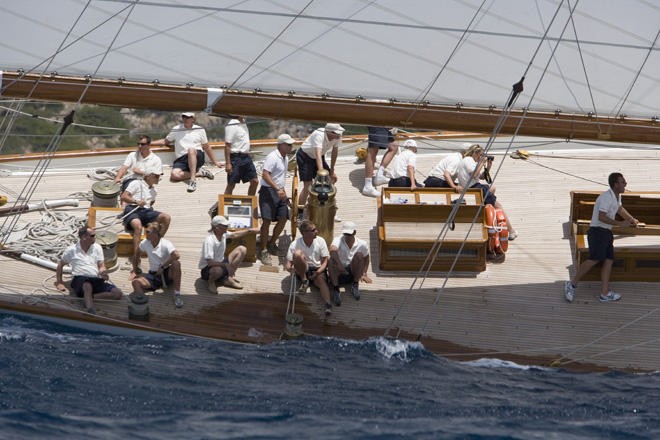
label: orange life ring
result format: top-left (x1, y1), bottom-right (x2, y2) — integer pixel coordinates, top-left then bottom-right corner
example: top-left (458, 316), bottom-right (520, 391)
top-left (485, 204), bottom-right (508, 254)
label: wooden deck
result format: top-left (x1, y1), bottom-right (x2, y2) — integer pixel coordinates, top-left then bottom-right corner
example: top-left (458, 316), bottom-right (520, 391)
top-left (1, 145), bottom-right (660, 372)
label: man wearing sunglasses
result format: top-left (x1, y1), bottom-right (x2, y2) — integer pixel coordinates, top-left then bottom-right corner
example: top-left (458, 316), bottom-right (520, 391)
top-left (113, 135), bottom-right (163, 194)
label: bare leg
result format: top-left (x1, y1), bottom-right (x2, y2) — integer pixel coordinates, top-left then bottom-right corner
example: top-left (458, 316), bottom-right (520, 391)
top-left (248, 178), bottom-right (259, 196)
top-left (269, 218), bottom-right (288, 248)
top-left (129, 219), bottom-right (143, 272)
top-left (599, 259), bottom-right (613, 295)
top-left (224, 182), bottom-right (236, 195)
top-left (298, 180), bottom-right (311, 206)
top-left (571, 258), bottom-right (600, 287)
top-left (157, 213), bottom-right (171, 236)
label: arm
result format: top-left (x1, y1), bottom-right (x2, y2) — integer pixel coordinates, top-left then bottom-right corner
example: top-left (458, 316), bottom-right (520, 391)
top-left (114, 165), bottom-right (129, 184)
top-left (202, 142), bottom-right (223, 168)
top-left (443, 170), bottom-right (462, 192)
top-left (361, 255), bottom-right (373, 283)
top-left (616, 206), bottom-right (639, 227)
top-left (314, 147), bottom-right (324, 173)
top-left (120, 190), bottom-right (146, 207)
top-left (224, 142), bottom-right (232, 173)
top-left (151, 138), bottom-right (171, 147)
top-left (55, 260), bottom-right (67, 291)
top-left (329, 146), bottom-right (338, 183)
top-left (230, 228), bottom-right (260, 239)
top-left (98, 261), bottom-right (109, 280)
top-left (310, 256), bottom-right (329, 280)
top-left (262, 170), bottom-right (287, 200)
top-left (158, 250), bottom-right (180, 272)
top-left (407, 165), bottom-right (417, 190)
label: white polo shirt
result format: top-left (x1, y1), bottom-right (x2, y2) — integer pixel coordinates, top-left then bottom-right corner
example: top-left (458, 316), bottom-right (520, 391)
top-left (224, 119), bottom-right (251, 154)
top-left (300, 128), bottom-right (341, 159)
top-left (198, 231), bottom-right (235, 269)
top-left (166, 124), bottom-right (208, 159)
top-left (331, 235), bottom-right (369, 267)
top-left (139, 237), bottom-right (176, 272)
top-left (390, 149), bottom-right (416, 179)
top-left (61, 242), bottom-right (103, 277)
top-left (259, 149), bottom-right (287, 188)
top-left (428, 152), bottom-right (462, 181)
top-left (125, 179), bottom-right (157, 207)
top-left (591, 188), bottom-right (621, 230)
top-left (120, 151), bottom-right (162, 181)
top-left (287, 236), bottom-right (329, 267)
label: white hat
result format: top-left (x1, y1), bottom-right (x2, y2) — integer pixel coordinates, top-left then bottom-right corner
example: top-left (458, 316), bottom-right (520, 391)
top-left (211, 215), bottom-right (229, 227)
top-left (144, 165), bottom-right (163, 176)
top-left (277, 133), bottom-right (295, 144)
top-left (325, 123), bottom-right (345, 135)
top-left (341, 221), bottom-right (357, 235)
top-left (182, 112), bottom-right (195, 117)
top-left (403, 139), bottom-right (418, 148)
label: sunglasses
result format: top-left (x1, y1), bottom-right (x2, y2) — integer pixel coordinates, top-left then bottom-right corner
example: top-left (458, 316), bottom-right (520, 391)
top-left (137, 142), bottom-right (150, 146)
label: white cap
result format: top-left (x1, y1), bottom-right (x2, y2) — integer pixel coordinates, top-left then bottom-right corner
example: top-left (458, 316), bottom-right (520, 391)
top-left (182, 112), bottom-right (195, 117)
top-left (325, 123), bottom-right (345, 135)
top-left (144, 165), bottom-right (163, 176)
top-left (402, 139), bottom-right (417, 148)
top-left (341, 221), bottom-right (357, 235)
top-left (211, 215), bottom-right (229, 227)
top-left (277, 133), bottom-right (295, 144)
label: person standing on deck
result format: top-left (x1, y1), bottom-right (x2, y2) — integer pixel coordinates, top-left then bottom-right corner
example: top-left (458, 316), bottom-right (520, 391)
top-left (152, 112), bottom-right (222, 193)
top-left (285, 220), bottom-right (333, 316)
top-left (258, 133), bottom-right (295, 265)
top-left (113, 135), bottom-right (163, 194)
top-left (457, 144), bottom-right (517, 240)
top-left (328, 221), bottom-right (372, 305)
top-left (362, 126), bottom-right (398, 197)
top-left (120, 167), bottom-right (171, 279)
top-left (224, 116), bottom-right (259, 196)
top-left (387, 139), bottom-right (422, 190)
top-left (565, 172), bottom-right (638, 303)
top-left (296, 123), bottom-right (344, 215)
top-left (130, 222), bottom-right (184, 308)
top-left (199, 215), bottom-right (259, 294)
top-left (55, 226), bottom-right (123, 314)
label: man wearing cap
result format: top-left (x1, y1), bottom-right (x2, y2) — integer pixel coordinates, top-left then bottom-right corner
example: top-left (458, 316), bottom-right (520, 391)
top-left (199, 215), bottom-right (259, 293)
top-left (388, 139), bottom-right (422, 190)
top-left (362, 126), bottom-right (399, 197)
top-left (296, 123), bottom-right (344, 210)
top-left (258, 133), bottom-right (296, 265)
top-left (224, 116), bottom-right (258, 196)
top-left (328, 221), bottom-right (371, 304)
top-left (120, 166), bottom-right (171, 278)
top-left (152, 112), bottom-right (223, 193)
top-left (113, 135), bottom-right (163, 195)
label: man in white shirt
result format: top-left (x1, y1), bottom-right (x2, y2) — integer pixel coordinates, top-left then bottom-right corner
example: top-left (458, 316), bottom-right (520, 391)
top-left (388, 139), bottom-right (421, 190)
top-left (328, 221), bottom-right (371, 305)
top-left (113, 135), bottom-right (162, 194)
top-left (153, 112), bottom-right (223, 193)
top-left (565, 172), bottom-right (638, 303)
top-left (224, 116), bottom-right (258, 195)
top-left (54, 227), bottom-right (123, 313)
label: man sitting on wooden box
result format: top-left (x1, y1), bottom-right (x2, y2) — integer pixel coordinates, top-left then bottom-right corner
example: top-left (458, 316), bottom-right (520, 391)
top-left (120, 166), bottom-right (171, 278)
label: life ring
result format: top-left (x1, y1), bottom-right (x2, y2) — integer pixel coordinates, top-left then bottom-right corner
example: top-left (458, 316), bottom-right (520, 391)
top-left (485, 204), bottom-right (508, 254)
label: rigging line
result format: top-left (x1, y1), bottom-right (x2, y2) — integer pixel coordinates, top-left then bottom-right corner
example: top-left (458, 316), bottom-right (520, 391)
top-left (227, 0), bottom-right (315, 90)
top-left (522, 157), bottom-right (606, 186)
top-left (611, 27), bottom-right (660, 121)
top-left (566, 0), bottom-right (598, 118)
top-left (402, 0), bottom-right (488, 126)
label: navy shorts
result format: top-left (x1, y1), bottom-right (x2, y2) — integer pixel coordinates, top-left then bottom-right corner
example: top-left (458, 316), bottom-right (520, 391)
top-left (259, 186), bottom-right (288, 221)
top-left (172, 150), bottom-right (205, 173)
top-left (471, 183), bottom-right (497, 206)
top-left (423, 176), bottom-right (451, 188)
top-left (122, 206), bottom-right (161, 232)
top-left (142, 268), bottom-right (172, 290)
top-left (228, 153), bottom-right (257, 184)
top-left (296, 148), bottom-right (329, 182)
top-left (70, 276), bottom-right (116, 297)
top-left (388, 177), bottom-right (422, 188)
top-left (297, 266), bottom-right (325, 287)
top-left (587, 227), bottom-right (614, 261)
top-left (367, 127), bottom-right (394, 149)
top-left (200, 263), bottom-right (229, 281)
top-left (335, 265), bottom-right (355, 286)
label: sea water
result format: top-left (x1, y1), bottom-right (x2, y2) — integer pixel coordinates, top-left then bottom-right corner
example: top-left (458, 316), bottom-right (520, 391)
top-left (0, 313), bottom-right (658, 440)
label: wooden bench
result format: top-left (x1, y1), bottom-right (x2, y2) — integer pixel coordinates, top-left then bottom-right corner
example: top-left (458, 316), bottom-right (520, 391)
top-left (570, 190), bottom-right (660, 281)
top-left (377, 188), bottom-right (488, 272)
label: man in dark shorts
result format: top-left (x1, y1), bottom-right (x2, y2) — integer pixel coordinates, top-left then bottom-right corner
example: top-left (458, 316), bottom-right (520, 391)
top-left (362, 126), bottom-right (398, 197)
top-left (565, 172), bottom-right (638, 303)
top-left (120, 167), bottom-right (171, 277)
top-left (54, 226), bottom-right (123, 314)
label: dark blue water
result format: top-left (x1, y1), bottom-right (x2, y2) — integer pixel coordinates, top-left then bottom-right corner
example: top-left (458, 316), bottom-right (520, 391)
top-left (0, 313), bottom-right (658, 440)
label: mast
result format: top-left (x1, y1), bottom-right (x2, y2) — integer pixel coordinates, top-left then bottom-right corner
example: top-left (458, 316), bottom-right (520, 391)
top-left (3, 71), bottom-right (659, 144)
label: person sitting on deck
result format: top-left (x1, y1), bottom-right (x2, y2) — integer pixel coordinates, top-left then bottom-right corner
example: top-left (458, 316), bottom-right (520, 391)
top-left (285, 220), bottom-right (333, 316)
top-left (130, 221), bottom-right (183, 308)
top-left (387, 139), bottom-right (422, 190)
top-left (423, 145), bottom-right (467, 192)
top-left (55, 226), bottom-right (123, 314)
top-left (120, 166), bottom-right (171, 279)
top-left (113, 135), bottom-right (162, 195)
top-left (328, 221), bottom-right (372, 305)
top-left (258, 133), bottom-right (296, 265)
top-left (457, 144), bottom-right (517, 240)
top-left (199, 215), bottom-right (259, 294)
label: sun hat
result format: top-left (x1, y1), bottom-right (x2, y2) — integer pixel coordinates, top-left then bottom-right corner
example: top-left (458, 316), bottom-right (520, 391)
top-left (341, 221), bottom-right (357, 235)
top-left (181, 112), bottom-right (195, 117)
top-left (211, 215), bottom-right (229, 227)
top-left (402, 139), bottom-right (418, 148)
top-left (277, 133), bottom-right (295, 144)
top-left (325, 123), bottom-right (345, 134)
top-left (144, 165), bottom-right (163, 176)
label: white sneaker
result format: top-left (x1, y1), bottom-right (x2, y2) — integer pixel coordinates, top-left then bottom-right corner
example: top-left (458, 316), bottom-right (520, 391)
top-left (362, 187), bottom-right (380, 197)
top-left (564, 281), bottom-right (575, 303)
top-left (373, 175), bottom-right (390, 186)
top-left (599, 291), bottom-right (621, 302)
top-left (186, 180), bottom-right (197, 193)
top-left (174, 294), bottom-right (184, 308)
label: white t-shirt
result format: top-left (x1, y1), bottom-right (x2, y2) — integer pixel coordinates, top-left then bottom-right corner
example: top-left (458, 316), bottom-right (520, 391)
top-left (457, 156), bottom-right (480, 188)
top-left (300, 128), bottom-right (341, 159)
top-left (428, 152), bottom-right (462, 181)
top-left (259, 149), bottom-right (287, 188)
top-left (224, 119), bottom-right (250, 154)
top-left (166, 124), bottom-right (208, 159)
top-left (331, 235), bottom-right (369, 267)
top-left (139, 237), bottom-right (176, 272)
top-left (198, 231), bottom-right (234, 269)
top-left (286, 236), bottom-right (329, 267)
top-left (390, 149), bottom-right (416, 179)
top-left (120, 151), bottom-right (162, 181)
top-left (61, 242), bottom-right (103, 277)
top-left (125, 179), bottom-right (157, 207)
top-left (591, 188), bottom-right (621, 230)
